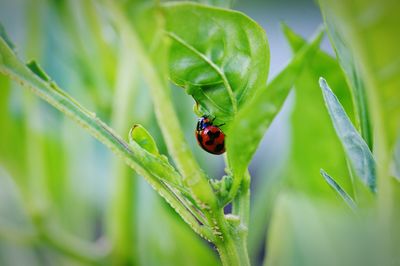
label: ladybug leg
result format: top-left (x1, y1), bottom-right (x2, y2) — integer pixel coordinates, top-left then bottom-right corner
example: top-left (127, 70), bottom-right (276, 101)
top-left (211, 116), bottom-right (225, 127)
top-left (209, 116), bottom-right (225, 127)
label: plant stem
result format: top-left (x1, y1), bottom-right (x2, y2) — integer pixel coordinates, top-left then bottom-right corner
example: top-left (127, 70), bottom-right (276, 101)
top-left (232, 170), bottom-right (251, 226)
top-left (216, 237), bottom-right (250, 266)
top-left (214, 211), bottom-right (251, 266)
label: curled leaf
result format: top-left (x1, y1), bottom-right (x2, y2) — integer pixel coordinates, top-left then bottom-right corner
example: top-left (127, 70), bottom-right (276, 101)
top-left (129, 124), bottom-right (159, 155)
top-left (26, 60), bottom-right (50, 82)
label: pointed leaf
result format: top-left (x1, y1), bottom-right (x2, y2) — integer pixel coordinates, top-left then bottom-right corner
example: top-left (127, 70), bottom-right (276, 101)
top-left (319, 77), bottom-right (376, 192)
top-left (323, 14), bottom-right (373, 149)
top-left (320, 169), bottom-right (357, 210)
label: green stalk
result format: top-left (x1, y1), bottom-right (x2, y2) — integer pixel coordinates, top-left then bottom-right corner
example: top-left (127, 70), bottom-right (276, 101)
top-left (214, 211), bottom-right (250, 266)
top-left (232, 170), bottom-right (251, 227)
top-left (216, 237), bottom-right (250, 266)
top-left (222, 170), bottom-right (251, 266)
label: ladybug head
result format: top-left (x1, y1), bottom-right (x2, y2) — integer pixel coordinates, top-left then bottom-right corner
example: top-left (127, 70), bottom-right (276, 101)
top-left (197, 115), bottom-right (212, 131)
top-left (201, 115), bottom-right (211, 124)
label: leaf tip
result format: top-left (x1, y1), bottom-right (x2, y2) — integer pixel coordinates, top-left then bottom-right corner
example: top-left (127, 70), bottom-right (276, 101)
top-left (320, 168), bottom-right (330, 182)
top-left (318, 77), bottom-right (331, 97)
top-left (318, 76), bottom-right (325, 84)
top-left (280, 21), bottom-right (290, 32)
top-left (319, 168), bottom-right (326, 175)
top-left (0, 22), bottom-right (15, 51)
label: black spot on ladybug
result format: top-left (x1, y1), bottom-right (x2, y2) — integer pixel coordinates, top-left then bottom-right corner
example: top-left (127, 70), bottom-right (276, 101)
top-left (205, 139), bottom-right (214, 145)
top-left (215, 144), bottom-right (224, 153)
top-left (207, 130), bottom-right (220, 139)
top-left (197, 134), bottom-right (203, 143)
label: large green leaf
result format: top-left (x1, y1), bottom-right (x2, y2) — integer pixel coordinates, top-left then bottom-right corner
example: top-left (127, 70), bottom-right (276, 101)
top-left (163, 2), bottom-right (270, 125)
top-left (249, 26), bottom-right (352, 262)
top-left (226, 30), bottom-right (323, 194)
top-left (320, 78), bottom-right (376, 193)
top-left (282, 25), bottom-right (353, 196)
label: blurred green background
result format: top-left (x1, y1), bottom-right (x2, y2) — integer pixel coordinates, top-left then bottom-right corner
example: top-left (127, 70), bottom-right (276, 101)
top-left (0, 0), bottom-right (397, 265)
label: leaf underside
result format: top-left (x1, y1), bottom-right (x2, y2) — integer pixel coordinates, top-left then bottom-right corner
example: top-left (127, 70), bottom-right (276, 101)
top-left (163, 2), bottom-right (270, 125)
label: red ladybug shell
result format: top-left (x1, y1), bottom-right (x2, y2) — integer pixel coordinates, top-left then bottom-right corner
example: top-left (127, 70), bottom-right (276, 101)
top-left (195, 116), bottom-right (225, 155)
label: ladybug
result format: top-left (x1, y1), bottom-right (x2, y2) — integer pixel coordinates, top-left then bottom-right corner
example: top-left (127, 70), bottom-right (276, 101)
top-left (195, 115), bottom-right (226, 155)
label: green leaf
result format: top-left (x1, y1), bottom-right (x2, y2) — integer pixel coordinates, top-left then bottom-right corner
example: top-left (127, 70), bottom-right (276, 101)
top-left (321, 13), bottom-right (373, 149)
top-left (318, 1), bottom-right (400, 250)
top-left (319, 77), bottom-right (376, 193)
top-left (226, 29), bottom-right (323, 196)
top-left (319, 0), bottom-right (400, 152)
top-left (320, 169), bottom-right (357, 210)
top-left (282, 25), bottom-right (353, 198)
top-left (129, 124), bottom-right (159, 156)
top-left (163, 2), bottom-right (270, 125)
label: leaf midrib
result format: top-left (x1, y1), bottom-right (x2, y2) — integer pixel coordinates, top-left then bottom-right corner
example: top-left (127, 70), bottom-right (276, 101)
top-left (166, 31), bottom-right (238, 114)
